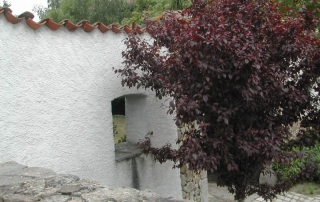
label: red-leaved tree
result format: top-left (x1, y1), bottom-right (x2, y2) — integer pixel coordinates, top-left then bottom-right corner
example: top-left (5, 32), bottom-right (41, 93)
top-left (116, 0), bottom-right (320, 200)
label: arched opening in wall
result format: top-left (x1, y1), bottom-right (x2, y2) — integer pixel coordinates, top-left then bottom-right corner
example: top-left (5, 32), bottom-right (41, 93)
top-left (113, 94), bottom-right (147, 189)
top-left (124, 94), bottom-right (148, 143)
top-left (114, 94), bottom-right (147, 161)
top-left (112, 96), bottom-right (126, 144)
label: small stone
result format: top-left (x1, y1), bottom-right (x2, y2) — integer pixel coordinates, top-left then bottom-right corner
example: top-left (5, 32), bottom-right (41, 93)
top-left (71, 191), bottom-right (82, 197)
top-left (1, 194), bottom-right (37, 202)
top-left (59, 185), bottom-right (81, 195)
top-left (195, 187), bottom-right (200, 195)
top-left (180, 165), bottom-right (187, 173)
top-left (38, 187), bottom-right (59, 198)
top-left (192, 175), bottom-right (200, 183)
top-left (19, 178), bottom-right (46, 195)
top-left (183, 194), bottom-right (190, 200)
top-left (183, 182), bottom-right (194, 193)
top-left (68, 197), bottom-right (83, 202)
top-left (181, 174), bottom-right (187, 186)
top-left (190, 190), bottom-right (195, 200)
top-left (42, 194), bottom-right (71, 202)
top-left (45, 174), bottom-right (80, 188)
top-left (195, 196), bottom-right (202, 202)
top-left (186, 171), bottom-right (194, 182)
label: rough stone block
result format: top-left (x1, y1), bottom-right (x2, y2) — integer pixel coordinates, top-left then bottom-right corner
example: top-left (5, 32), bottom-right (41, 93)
top-left (195, 196), bottom-right (202, 202)
top-left (183, 182), bottom-right (194, 193)
top-left (181, 174), bottom-right (187, 186)
top-left (0, 162), bottom-right (191, 202)
top-left (42, 195), bottom-right (71, 202)
top-left (183, 194), bottom-right (190, 200)
top-left (189, 190), bottom-right (195, 200)
top-left (192, 175), bottom-right (200, 183)
top-left (58, 185), bottom-right (81, 195)
top-left (180, 165), bottom-right (187, 173)
top-left (1, 194), bottom-right (38, 202)
top-left (45, 174), bottom-right (80, 188)
top-left (0, 161), bottom-right (27, 176)
top-left (186, 171), bottom-right (194, 182)
top-left (19, 178), bottom-right (46, 195)
top-left (195, 187), bottom-right (200, 195)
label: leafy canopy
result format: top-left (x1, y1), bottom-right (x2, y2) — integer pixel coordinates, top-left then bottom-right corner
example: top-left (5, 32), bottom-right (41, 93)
top-left (1, 0), bottom-right (11, 7)
top-left (33, 0), bottom-right (192, 26)
top-left (122, 0), bottom-right (192, 25)
top-left (274, 0), bottom-right (320, 17)
top-left (33, 0), bottom-right (135, 25)
top-left (274, 0), bottom-right (320, 36)
top-left (117, 0), bottom-right (320, 200)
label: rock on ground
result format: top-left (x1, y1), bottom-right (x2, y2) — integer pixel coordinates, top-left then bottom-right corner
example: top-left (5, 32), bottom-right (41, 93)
top-left (0, 161), bottom-right (190, 202)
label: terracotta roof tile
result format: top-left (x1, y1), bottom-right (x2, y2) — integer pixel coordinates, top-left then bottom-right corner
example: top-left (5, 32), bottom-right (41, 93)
top-left (41, 18), bottom-right (62, 30)
top-left (0, 7), bottom-right (146, 34)
top-left (18, 11), bottom-right (34, 19)
top-left (3, 7), bottom-right (24, 24)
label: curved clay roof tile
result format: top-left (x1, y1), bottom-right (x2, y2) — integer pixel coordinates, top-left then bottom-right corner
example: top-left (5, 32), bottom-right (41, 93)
top-left (42, 18), bottom-right (62, 30)
top-left (0, 7), bottom-right (147, 34)
top-left (122, 25), bottom-right (132, 34)
top-left (26, 18), bottom-right (47, 30)
top-left (77, 20), bottom-right (96, 32)
top-left (18, 11), bottom-right (34, 19)
top-left (111, 25), bottom-right (122, 34)
top-left (3, 8), bottom-right (24, 24)
top-left (94, 22), bottom-right (113, 33)
top-left (63, 20), bottom-right (79, 32)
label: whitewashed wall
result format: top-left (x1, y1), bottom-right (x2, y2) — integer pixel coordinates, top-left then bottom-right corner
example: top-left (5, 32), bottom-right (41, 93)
top-left (0, 15), bottom-right (182, 198)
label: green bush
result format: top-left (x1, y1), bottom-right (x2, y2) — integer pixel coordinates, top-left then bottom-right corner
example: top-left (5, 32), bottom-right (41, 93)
top-left (273, 142), bottom-right (320, 183)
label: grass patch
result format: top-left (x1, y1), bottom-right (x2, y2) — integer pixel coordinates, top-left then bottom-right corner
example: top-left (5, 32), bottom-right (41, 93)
top-left (290, 182), bottom-right (320, 196)
top-left (113, 115), bottom-right (126, 144)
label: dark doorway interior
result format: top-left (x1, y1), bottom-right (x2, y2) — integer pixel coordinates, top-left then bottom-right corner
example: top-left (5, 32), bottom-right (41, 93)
top-left (112, 96), bottom-right (125, 115)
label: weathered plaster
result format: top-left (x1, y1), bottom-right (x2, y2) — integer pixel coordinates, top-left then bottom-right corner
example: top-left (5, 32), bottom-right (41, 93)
top-left (0, 15), bottom-right (182, 198)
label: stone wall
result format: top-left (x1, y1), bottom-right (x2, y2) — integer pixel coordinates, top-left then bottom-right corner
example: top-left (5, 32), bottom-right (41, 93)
top-left (0, 161), bottom-right (190, 202)
top-left (180, 165), bottom-right (208, 202)
top-left (178, 124), bottom-right (209, 202)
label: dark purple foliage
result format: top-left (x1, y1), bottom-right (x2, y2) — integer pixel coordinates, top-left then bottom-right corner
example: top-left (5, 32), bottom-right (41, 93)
top-left (116, 0), bottom-right (320, 200)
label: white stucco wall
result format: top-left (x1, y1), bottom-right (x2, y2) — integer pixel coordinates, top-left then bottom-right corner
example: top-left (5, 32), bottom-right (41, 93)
top-left (0, 15), bottom-right (182, 198)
